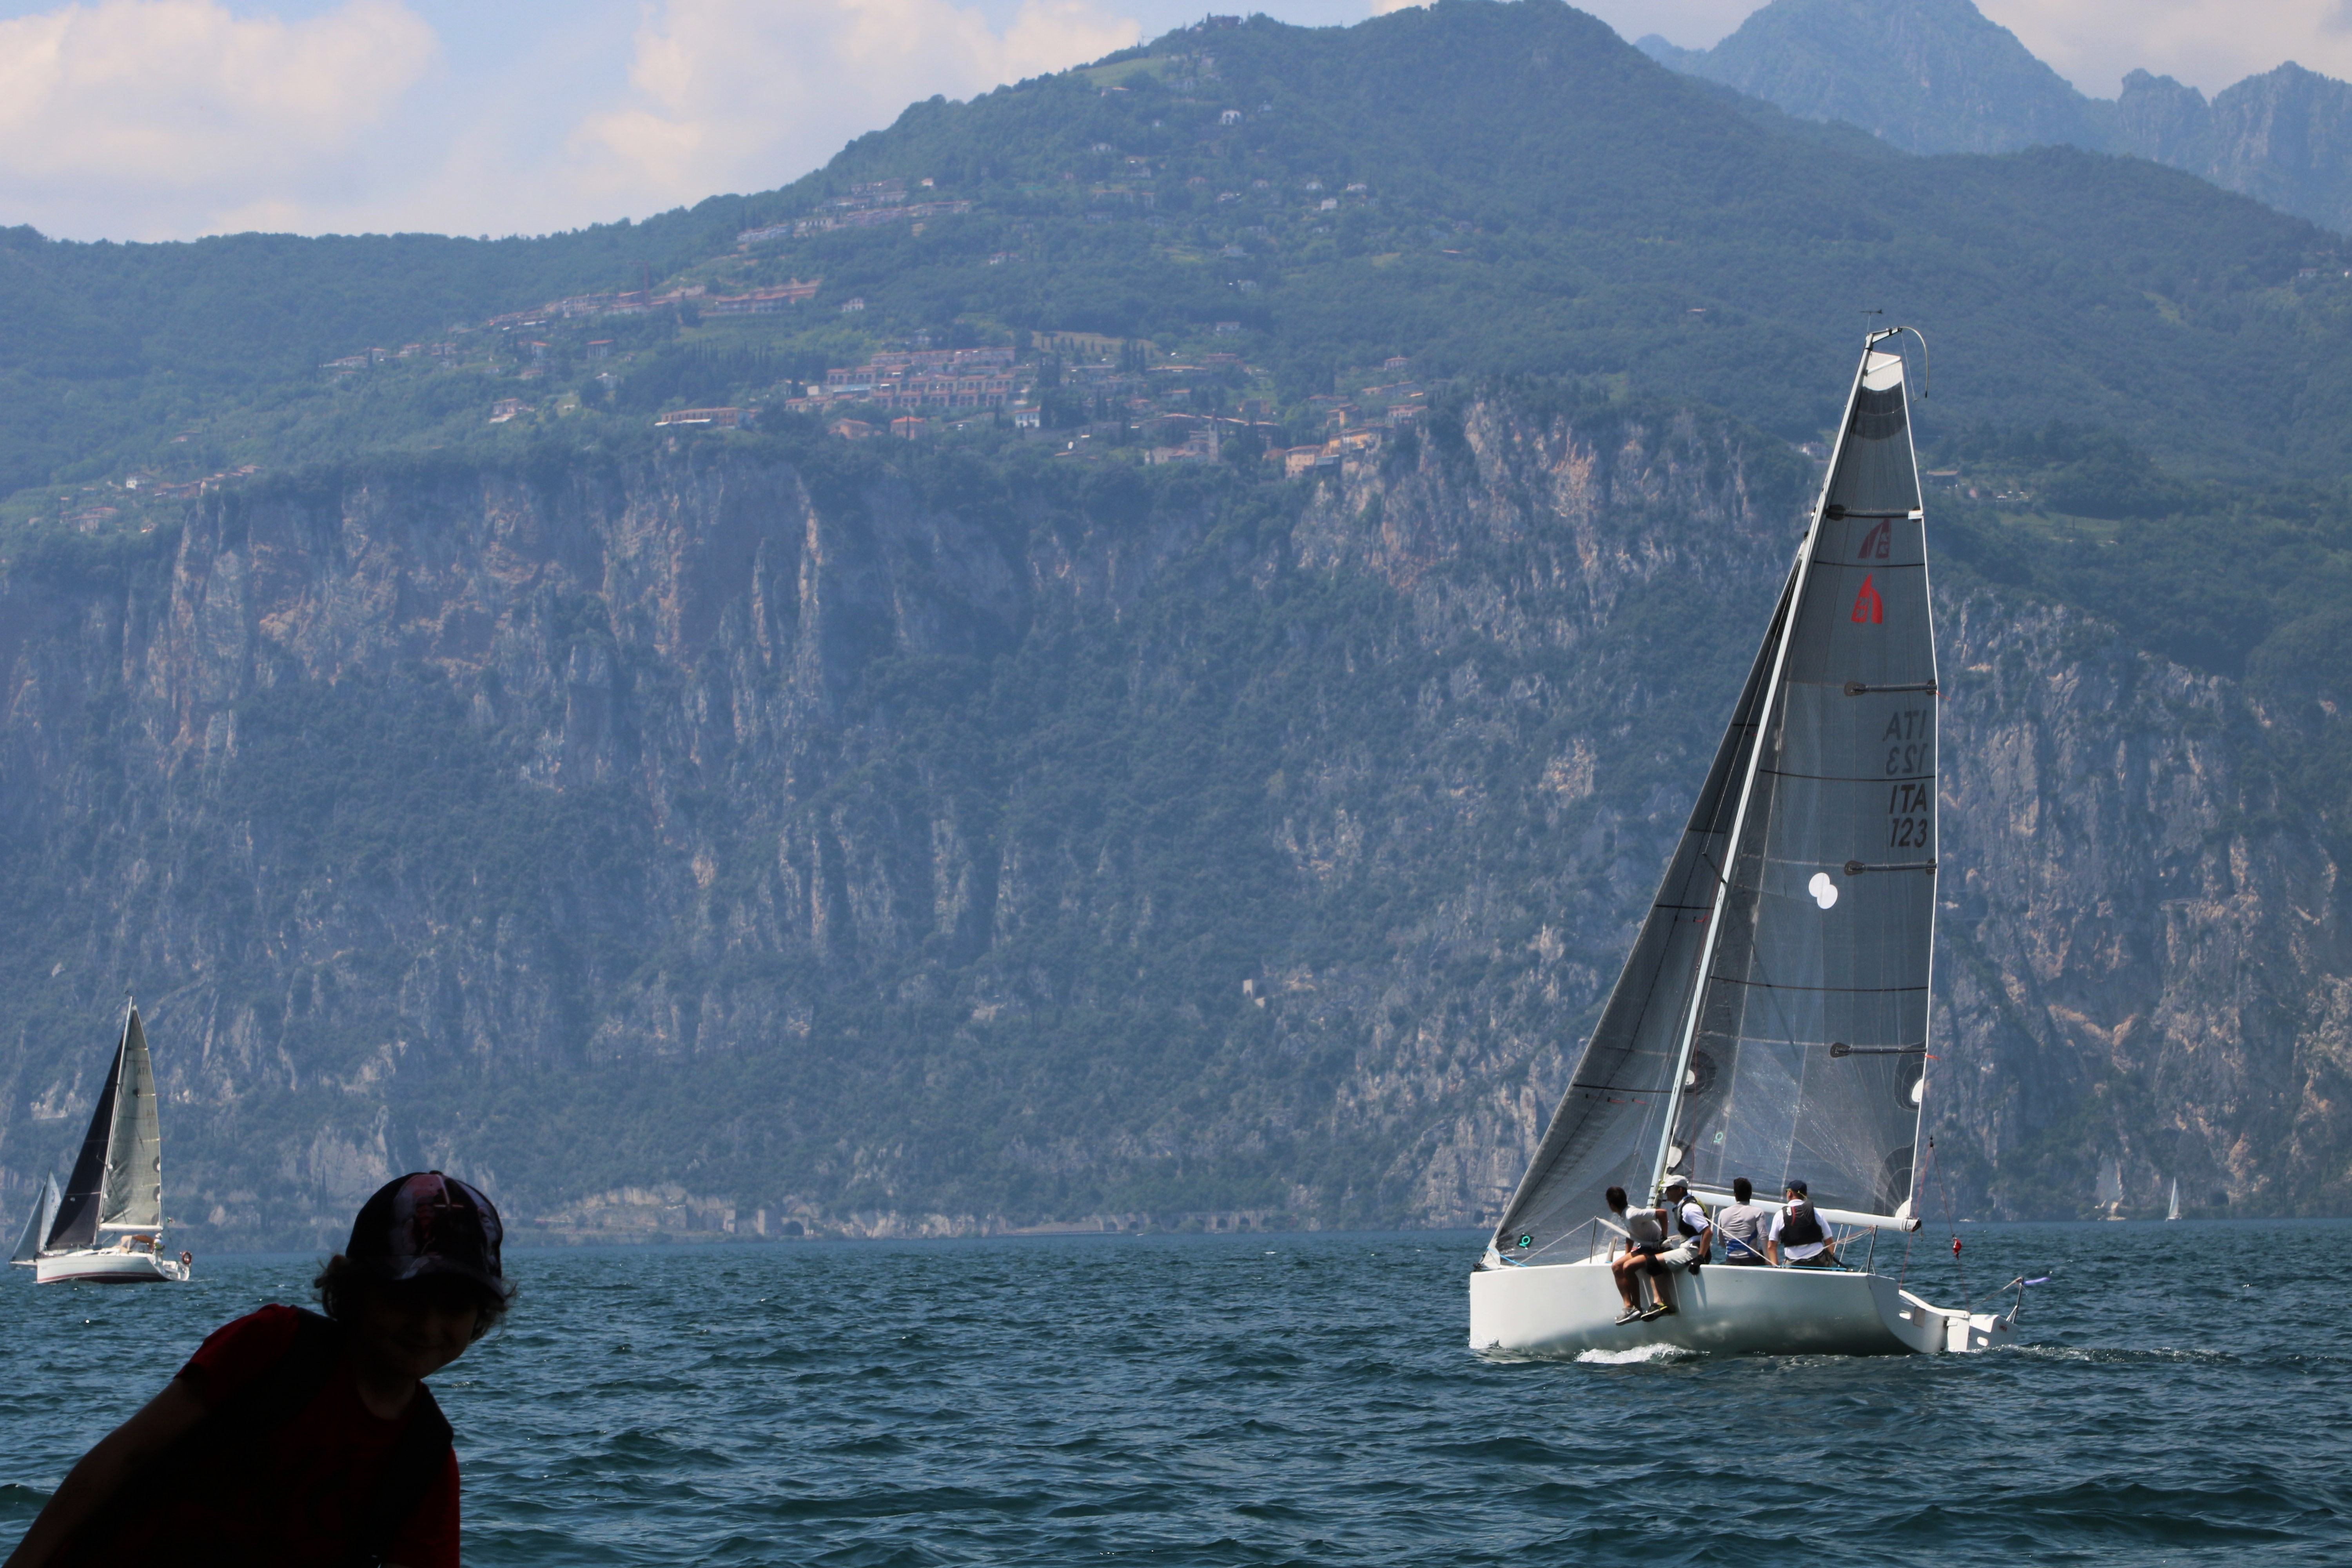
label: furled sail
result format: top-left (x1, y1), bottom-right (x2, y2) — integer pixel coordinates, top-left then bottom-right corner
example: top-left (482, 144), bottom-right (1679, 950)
top-left (11, 1174), bottom-right (61, 1263)
top-left (99, 1007), bottom-right (163, 1231)
top-left (1488, 566), bottom-right (1799, 1259)
top-left (1668, 347), bottom-right (1935, 1221)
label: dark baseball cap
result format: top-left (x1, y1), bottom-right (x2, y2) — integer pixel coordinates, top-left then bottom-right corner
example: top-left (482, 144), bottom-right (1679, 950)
top-left (347, 1171), bottom-right (512, 1299)
top-left (1786, 1179), bottom-right (1809, 1196)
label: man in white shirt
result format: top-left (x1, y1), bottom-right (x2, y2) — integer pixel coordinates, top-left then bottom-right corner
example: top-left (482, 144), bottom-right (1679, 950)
top-left (1768, 1179), bottom-right (1840, 1267)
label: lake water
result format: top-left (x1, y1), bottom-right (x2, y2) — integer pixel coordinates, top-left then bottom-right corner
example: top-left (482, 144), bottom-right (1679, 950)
top-left (5, 1222), bottom-right (2348, 1564)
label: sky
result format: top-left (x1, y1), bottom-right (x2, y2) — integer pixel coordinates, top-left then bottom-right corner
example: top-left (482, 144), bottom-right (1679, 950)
top-left (4, 0), bottom-right (2352, 244)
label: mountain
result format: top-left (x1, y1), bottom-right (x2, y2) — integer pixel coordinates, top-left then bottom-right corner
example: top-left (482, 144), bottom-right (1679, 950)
top-left (1641, 0), bottom-right (2352, 236)
top-left (3, 0), bottom-right (2352, 1245)
top-left (3, 0), bottom-right (2352, 506)
top-left (2120, 65), bottom-right (2352, 237)
top-left (1638, 0), bottom-right (2111, 155)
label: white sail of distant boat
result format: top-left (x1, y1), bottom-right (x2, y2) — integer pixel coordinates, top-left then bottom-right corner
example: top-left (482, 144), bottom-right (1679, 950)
top-left (33, 999), bottom-right (189, 1284)
top-left (2167, 1178), bottom-right (2181, 1221)
top-left (2096, 1156), bottom-right (2125, 1218)
top-left (10, 1173), bottom-right (62, 1267)
top-left (1468, 330), bottom-right (2013, 1356)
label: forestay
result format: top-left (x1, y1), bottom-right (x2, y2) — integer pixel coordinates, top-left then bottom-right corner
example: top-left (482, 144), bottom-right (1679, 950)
top-left (1490, 343), bottom-right (1935, 1258)
top-left (1672, 348), bottom-right (1935, 1221)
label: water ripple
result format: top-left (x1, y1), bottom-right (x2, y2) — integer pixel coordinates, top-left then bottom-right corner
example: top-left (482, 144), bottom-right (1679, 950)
top-left (5, 1225), bottom-right (2350, 1563)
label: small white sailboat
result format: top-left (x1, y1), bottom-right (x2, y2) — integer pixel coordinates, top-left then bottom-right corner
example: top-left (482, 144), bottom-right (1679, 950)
top-left (1469, 331), bottom-right (2010, 1357)
top-left (2167, 1178), bottom-right (2181, 1221)
top-left (31, 1000), bottom-right (189, 1285)
top-left (9, 1173), bottom-right (62, 1268)
top-left (2097, 1156), bottom-right (2126, 1220)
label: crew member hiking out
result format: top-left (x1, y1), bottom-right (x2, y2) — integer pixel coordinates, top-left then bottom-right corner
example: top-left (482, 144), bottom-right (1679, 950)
top-left (4, 1172), bottom-right (512, 1568)
top-left (1604, 1185), bottom-right (1674, 1324)
top-left (1654, 1176), bottom-right (1711, 1290)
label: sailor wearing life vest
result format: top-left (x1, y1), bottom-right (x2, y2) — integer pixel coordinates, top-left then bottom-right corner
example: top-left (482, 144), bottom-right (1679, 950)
top-left (1655, 1175), bottom-right (1711, 1277)
top-left (1768, 1180), bottom-right (1840, 1267)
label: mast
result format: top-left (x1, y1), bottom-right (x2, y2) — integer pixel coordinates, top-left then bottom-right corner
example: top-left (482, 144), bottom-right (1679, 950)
top-left (1643, 334), bottom-right (1897, 1202)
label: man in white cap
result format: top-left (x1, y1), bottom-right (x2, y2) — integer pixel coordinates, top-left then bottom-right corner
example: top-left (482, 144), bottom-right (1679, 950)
top-left (1654, 1175), bottom-right (1712, 1292)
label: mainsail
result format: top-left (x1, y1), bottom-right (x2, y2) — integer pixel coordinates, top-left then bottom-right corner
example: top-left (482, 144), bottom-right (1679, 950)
top-left (45, 1003), bottom-right (162, 1250)
top-left (11, 1174), bottom-right (62, 1263)
top-left (1670, 346), bottom-right (1935, 1221)
top-left (99, 1007), bottom-right (164, 1230)
top-left (1494, 340), bottom-right (1935, 1254)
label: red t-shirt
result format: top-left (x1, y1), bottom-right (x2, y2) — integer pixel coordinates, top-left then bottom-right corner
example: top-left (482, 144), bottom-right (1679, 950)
top-left (84, 1305), bottom-right (459, 1567)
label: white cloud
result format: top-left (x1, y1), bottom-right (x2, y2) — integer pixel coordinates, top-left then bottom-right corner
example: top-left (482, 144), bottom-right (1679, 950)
top-left (1977, 0), bottom-right (2352, 97)
top-left (559, 0), bottom-right (1139, 216)
top-left (0, 0), bottom-right (439, 238)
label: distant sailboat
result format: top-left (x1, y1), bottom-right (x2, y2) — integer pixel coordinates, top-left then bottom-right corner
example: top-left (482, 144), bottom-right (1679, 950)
top-left (1468, 331), bottom-right (2011, 1356)
top-left (9, 1173), bottom-right (62, 1267)
top-left (2097, 1156), bottom-right (2126, 1220)
top-left (31, 1000), bottom-right (189, 1284)
top-left (2167, 1178), bottom-right (2181, 1221)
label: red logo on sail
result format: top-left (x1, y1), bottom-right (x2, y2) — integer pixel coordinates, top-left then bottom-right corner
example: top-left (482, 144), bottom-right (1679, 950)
top-left (1858, 519), bottom-right (1891, 560)
top-left (1851, 574), bottom-right (1884, 624)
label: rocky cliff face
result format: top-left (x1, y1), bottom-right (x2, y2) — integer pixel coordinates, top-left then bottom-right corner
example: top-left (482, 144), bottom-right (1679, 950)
top-left (0, 401), bottom-right (2339, 1248)
top-left (2117, 65), bottom-right (2352, 237)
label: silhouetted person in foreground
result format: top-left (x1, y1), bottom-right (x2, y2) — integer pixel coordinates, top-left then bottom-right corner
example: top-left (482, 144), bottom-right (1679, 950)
top-left (5, 1172), bottom-right (512, 1568)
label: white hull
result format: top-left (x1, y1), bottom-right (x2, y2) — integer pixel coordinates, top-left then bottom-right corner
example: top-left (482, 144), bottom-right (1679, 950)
top-left (1469, 1258), bottom-right (2011, 1357)
top-left (35, 1246), bottom-right (189, 1285)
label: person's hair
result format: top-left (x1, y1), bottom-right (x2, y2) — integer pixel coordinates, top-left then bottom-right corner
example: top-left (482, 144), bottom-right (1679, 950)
top-left (1732, 1178), bottom-right (1752, 1202)
top-left (1604, 1185), bottom-right (1627, 1211)
top-left (314, 1255), bottom-right (511, 1341)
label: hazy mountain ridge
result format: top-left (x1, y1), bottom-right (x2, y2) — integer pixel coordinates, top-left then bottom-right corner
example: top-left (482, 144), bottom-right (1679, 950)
top-left (1641, 0), bottom-right (2352, 235)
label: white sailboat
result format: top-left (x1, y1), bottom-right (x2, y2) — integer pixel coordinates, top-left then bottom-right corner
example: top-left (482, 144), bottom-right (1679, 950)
top-left (31, 1000), bottom-right (189, 1284)
top-left (9, 1173), bottom-right (62, 1268)
top-left (1469, 331), bottom-right (2011, 1357)
top-left (2167, 1178), bottom-right (2181, 1221)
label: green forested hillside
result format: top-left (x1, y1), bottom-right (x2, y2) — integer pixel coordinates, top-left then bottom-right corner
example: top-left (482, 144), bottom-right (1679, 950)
top-left (4, 0), bottom-right (2351, 514)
